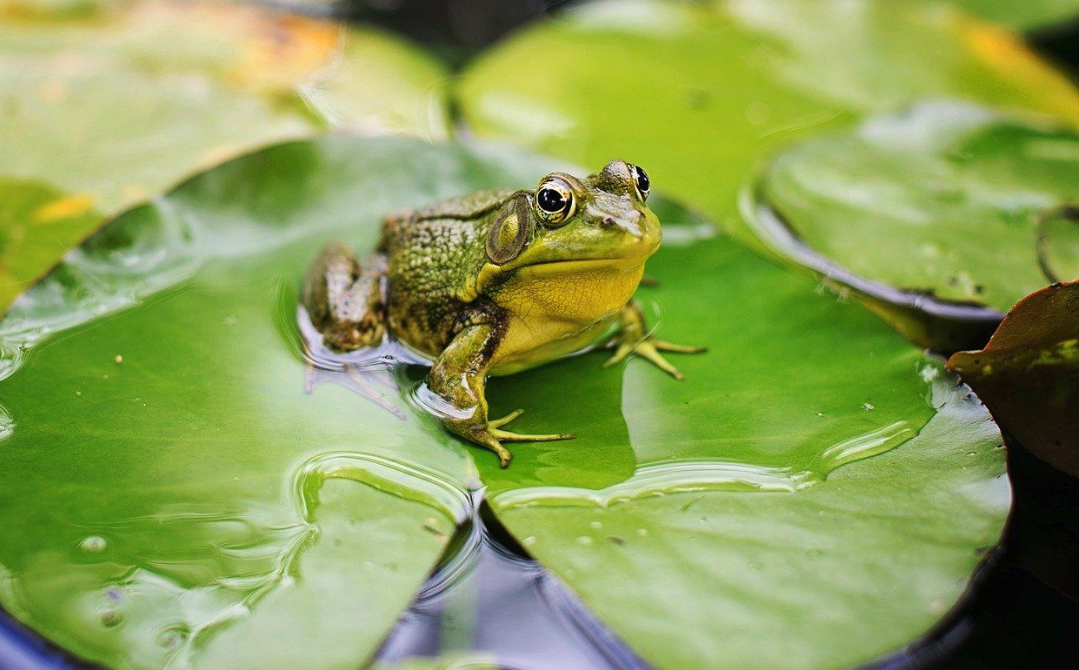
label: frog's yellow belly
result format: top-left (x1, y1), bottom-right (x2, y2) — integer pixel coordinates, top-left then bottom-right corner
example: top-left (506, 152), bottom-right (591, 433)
top-left (488, 262), bottom-right (643, 375)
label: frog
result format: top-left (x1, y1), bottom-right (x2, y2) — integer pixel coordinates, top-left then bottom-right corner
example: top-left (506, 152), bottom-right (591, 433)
top-left (302, 160), bottom-right (705, 467)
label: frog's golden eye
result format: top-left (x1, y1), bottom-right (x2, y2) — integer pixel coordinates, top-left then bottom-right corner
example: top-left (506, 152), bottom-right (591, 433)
top-left (630, 164), bottom-right (650, 201)
top-left (534, 180), bottom-right (575, 226)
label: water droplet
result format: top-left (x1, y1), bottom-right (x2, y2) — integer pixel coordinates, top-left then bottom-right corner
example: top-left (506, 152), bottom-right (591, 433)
top-left (576, 536), bottom-right (593, 546)
top-left (523, 536), bottom-right (537, 547)
top-left (636, 528), bottom-right (649, 537)
top-left (114, 354), bottom-right (123, 364)
top-left (589, 520), bottom-right (602, 530)
top-left (79, 536), bottom-right (107, 553)
top-left (99, 608), bottom-right (123, 628)
top-left (157, 626), bottom-right (188, 649)
top-left (862, 403), bottom-right (875, 411)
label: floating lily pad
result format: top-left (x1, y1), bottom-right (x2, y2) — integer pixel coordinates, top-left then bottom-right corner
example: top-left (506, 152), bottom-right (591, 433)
top-left (0, 137), bottom-right (1008, 670)
top-left (457, 0), bottom-right (1079, 244)
top-left (0, 0), bottom-right (450, 312)
top-left (748, 101), bottom-right (1079, 350)
top-left (0, 138), bottom-right (563, 670)
top-left (949, 280), bottom-right (1079, 477)
top-left (480, 216), bottom-right (1009, 670)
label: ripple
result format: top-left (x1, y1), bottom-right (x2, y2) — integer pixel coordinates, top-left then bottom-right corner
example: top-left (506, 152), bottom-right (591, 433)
top-left (493, 420), bottom-right (917, 510)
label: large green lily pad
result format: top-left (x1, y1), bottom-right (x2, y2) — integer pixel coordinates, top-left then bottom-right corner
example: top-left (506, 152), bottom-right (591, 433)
top-left (0, 137), bottom-right (1008, 670)
top-left (0, 0), bottom-right (450, 313)
top-left (0, 138), bottom-right (561, 670)
top-left (477, 210), bottom-right (1009, 670)
top-left (457, 0), bottom-right (1079, 245)
top-left (747, 101), bottom-right (1079, 350)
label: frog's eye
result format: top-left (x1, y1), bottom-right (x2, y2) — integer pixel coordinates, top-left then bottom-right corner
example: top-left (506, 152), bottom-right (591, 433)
top-left (630, 164), bottom-right (650, 201)
top-left (534, 180), bottom-right (575, 226)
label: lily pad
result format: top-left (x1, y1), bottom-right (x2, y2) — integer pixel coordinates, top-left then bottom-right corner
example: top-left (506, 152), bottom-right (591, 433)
top-left (0, 0), bottom-right (450, 312)
top-left (949, 280), bottom-right (1079, 477)
top-left (747, 101), bottom-right (1079, 350)
top-left (0, 138), bottom-right (563, 670)
top-left (479, 213), bottom-right (1009, 670)
top-left (457, 0), bottom-right (1079, 244)
top-left (0, 136), bottom-right (1008, 670)
top-left (0, 177), bottom-right (101, 316)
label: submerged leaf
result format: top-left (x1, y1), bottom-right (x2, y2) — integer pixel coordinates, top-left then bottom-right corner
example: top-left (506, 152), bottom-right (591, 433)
top-left (949, 280), bottom-right (1079, 477)
top-left (748, 101), bottom-right (1079, 350)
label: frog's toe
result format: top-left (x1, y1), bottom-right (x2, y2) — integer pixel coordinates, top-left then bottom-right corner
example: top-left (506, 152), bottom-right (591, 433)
top-left (635, 341), bottom-right (686, 381)
top-left (490, 427), bottom-right (576, 443)
top-left (488, 409), bottom-right (525, 429)
top-left (652, 339), bottom-right (707, 355)
top-left (487, 409), bottom-right (575, 444)
top-left (604, 337), bottom-right (706, 380)
top-left (470, 430), bottom-right (514, 468)
top-left (602, 342), bottom-right (636, 368)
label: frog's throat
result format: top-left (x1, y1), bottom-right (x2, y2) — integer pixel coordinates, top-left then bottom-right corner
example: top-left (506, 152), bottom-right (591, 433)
top-left (458, 257), bottom-right (645, 303)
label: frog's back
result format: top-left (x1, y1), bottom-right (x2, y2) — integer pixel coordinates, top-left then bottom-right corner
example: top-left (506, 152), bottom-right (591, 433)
top-left (381, 189), bottom-right (513, 353)
top-left (381, 189), bottom-right (513, 239)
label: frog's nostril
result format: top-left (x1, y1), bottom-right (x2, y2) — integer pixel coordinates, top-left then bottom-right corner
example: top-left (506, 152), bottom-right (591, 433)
top-left (602, 217), bottom-right (615, 227)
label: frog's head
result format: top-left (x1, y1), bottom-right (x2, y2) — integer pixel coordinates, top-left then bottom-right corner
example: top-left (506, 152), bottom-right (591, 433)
top-left (485, 160), bottom-right (661, 276)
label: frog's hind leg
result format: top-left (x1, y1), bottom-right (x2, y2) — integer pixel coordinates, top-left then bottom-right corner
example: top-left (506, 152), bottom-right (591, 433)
top-left (302, 242), bottom-right (387, 352)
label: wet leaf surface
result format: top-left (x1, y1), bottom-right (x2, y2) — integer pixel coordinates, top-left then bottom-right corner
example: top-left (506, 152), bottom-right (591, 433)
top-left (0, 177), bottom-right (101, 316)
top-left (748, 101), bottom-right (1079, 349)
top-left (0, 138), bottom-right (559, 670)
top-left (479, 213), bottom-right (1009, 670)
top-left (457, 0), bottom-right (1079, 247)
top-left (0, 0), bottom-right (450, 312)
top-left (0, 137), bottom-right (1008, 670)
top-left (949, 280), bottom-right (1079, 478)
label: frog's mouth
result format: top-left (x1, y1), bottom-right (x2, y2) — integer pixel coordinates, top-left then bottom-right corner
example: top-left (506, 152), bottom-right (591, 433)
top-left (514, 255), bottom-right (649, 277)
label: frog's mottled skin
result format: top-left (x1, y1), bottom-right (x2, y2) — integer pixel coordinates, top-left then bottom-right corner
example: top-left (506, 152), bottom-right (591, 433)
top-left (302, 161), bottom-right (704, 466)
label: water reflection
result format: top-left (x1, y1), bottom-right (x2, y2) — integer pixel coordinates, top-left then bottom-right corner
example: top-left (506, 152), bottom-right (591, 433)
top-left (377, 495), bottom-right (650, 670)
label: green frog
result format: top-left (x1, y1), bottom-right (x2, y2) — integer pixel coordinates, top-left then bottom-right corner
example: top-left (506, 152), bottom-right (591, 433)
top-left (302, 160), bottom-right (704, 466)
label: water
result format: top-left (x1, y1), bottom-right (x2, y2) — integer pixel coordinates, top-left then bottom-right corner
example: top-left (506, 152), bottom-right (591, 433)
top-left (375, 495), bottom-right (650, 670)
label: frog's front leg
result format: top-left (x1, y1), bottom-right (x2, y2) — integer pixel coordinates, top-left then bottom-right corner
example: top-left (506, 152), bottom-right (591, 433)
top-left (603, 301), bottom-right (707, 380)
top-left (428, 313), bottom-right (574, 467)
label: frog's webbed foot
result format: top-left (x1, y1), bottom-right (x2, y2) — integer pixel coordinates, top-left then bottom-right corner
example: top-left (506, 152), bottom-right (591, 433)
top-left (604, 303), bottom-right (706, 381)
top-left (603, 337), bottom-right (705, 381)
top-left (470, 410), bottom-right (575, 468)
